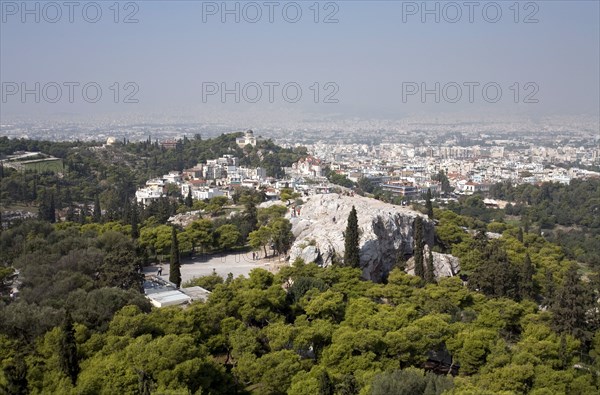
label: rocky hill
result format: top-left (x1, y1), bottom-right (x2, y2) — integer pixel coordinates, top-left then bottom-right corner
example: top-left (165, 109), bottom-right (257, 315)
top-left (288, 193), bottom-right (456, 282)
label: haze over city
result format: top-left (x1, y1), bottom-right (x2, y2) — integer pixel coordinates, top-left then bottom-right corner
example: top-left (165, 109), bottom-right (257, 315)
top-left (1, 0), bottom-right (599, 127)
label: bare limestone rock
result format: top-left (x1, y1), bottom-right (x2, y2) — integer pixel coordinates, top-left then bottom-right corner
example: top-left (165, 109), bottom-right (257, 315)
top-left (168, 210), bottom-right (203, 228)
top-left (288, 193), bottom-right (441, 282)
top-left (406, 245), bottom-right (461, 279)
top-left (289, 245), bottom-right (320, 264)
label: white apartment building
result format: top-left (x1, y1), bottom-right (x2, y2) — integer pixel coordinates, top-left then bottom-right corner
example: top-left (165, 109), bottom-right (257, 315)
top-left (136, 187), bottom-right (164, 206)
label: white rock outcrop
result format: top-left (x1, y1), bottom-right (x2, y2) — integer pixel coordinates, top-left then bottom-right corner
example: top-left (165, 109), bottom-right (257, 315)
top-left (406, 245), bottom-right (461, 279)
top-left (289, 193), bottom-right (443, 282)
top-left (168, 210), bottom-right (203, 228)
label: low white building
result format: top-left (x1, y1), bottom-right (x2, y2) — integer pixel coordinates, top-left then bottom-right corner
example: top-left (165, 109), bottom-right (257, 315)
top-left (136, 186), bottom-right (165, 206)
top-left (163, 171), bottom-right (182, 184)
top-left (146, 178), bottom-right (166, 189)
top-left (292, 156), bottom-right (324, 177)
top-left (194, 188), bottom-right (226, 200)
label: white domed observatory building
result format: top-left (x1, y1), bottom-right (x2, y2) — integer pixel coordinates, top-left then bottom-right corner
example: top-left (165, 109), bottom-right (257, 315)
top-left (236, 130), bottom-right (258, 148)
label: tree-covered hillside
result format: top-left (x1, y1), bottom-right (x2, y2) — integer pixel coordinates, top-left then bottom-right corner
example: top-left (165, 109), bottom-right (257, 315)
top-left (0, 204), bottom-right (599, 393)
top-left (1, 135), bottom-right (599, 394)
top-left (0, 134), bottom-right (306, 224)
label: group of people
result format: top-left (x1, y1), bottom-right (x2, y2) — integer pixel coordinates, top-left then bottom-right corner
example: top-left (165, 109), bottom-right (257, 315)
top-left (251, 251), bottom-right (260, 260)
top-left (290, 205), bottom-right (301, 217)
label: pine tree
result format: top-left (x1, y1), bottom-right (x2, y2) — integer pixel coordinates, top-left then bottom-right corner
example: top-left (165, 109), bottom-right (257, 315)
top-left (343, 206), bottom-right (360, 268)
top-left (169, 226), bottom-right (182, 288)
top-left (2, 353), bottom-right (28, 395)
top-left (473, 228), bottom-right (488, 250)
top-left (426, 188), bottom-right (434, 219)
top-left (425, 245), bottom-right (435, 283)
top-left (519, 253), bottom-right (535, 300)
top-left (413, 216), bottom-right (425, 279)
top-left (59, 311), bottom-right (79, 386)
top-left (185, 188), bottom-right (193, 208)
top-left (93, 194), bottom-right (102, 223)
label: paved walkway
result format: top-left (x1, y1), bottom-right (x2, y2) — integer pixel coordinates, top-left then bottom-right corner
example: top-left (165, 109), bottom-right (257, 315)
top-left (143, 251), bottom-right (288, 283)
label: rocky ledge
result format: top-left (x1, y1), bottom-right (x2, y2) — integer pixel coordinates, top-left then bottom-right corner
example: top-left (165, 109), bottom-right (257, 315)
top-left (288, 193), bottom-right (459, 282)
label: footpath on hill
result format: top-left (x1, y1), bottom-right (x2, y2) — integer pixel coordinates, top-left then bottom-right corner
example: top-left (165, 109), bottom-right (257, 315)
top-left (142, 251), bottom-right (288, 283)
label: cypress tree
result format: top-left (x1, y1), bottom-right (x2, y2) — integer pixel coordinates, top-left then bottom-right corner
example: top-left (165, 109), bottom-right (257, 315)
top-left (343, 206), bottom-right (360, 268)
top-left (47, 191), bottom-right (56, 223)
top-left (65, 205), bottom-right (77, 222)
top-left (426, 188), bottom-right (434, 219)
top-left (469, 241), bottom-right (519, 299)
top-left (38, 190), bottom-right (56, 223)
top-left (338, 373), bottom-right (359, 395)
top-left (38, 191), bottom-right (48, 221)
top-left (93, 194), bottom-right (102, 223)
top-left (185, 188), bottom-right (193, 207)
top-left (425, 245), bottom-right (435, 283)
top-left (242, 195), bottom-right (258, 233)
top-left (78, 205), bottom-right (87, 224)
top-left (395, 247), bottom-right (406, 271)
top-left (122, 197), bottom-right (131, 223)
top-left (552, 264), bottom-right (587, 340)
top-left (169, 226), bottom-right (182, 288)
top-left (130, 202), bottom-right (140, 239)
top-left (544, 268), bottom-right (555, 307)
top-left (517, 227), bottom-right (524, 243)
top-left (318, 370), bottom-right (335, 395)
top-left (137, 369), bottom-right (154, 395)
top-left (413, 216), bottom-right (425, 279)
top-left (519, 253), bottom-right (535, 300)
top-left (157, 197), bottom-right (170, 223)
top-left (558, 334), bottom-right (568, 369)
top-left (32, 175), bottom-right (37, 200)
top-left (59, 311), bottom-right (79, 386)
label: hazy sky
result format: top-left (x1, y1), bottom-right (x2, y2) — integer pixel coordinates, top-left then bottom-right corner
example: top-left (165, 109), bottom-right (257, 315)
top-left (1, 0), bottom-right (599, 121)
